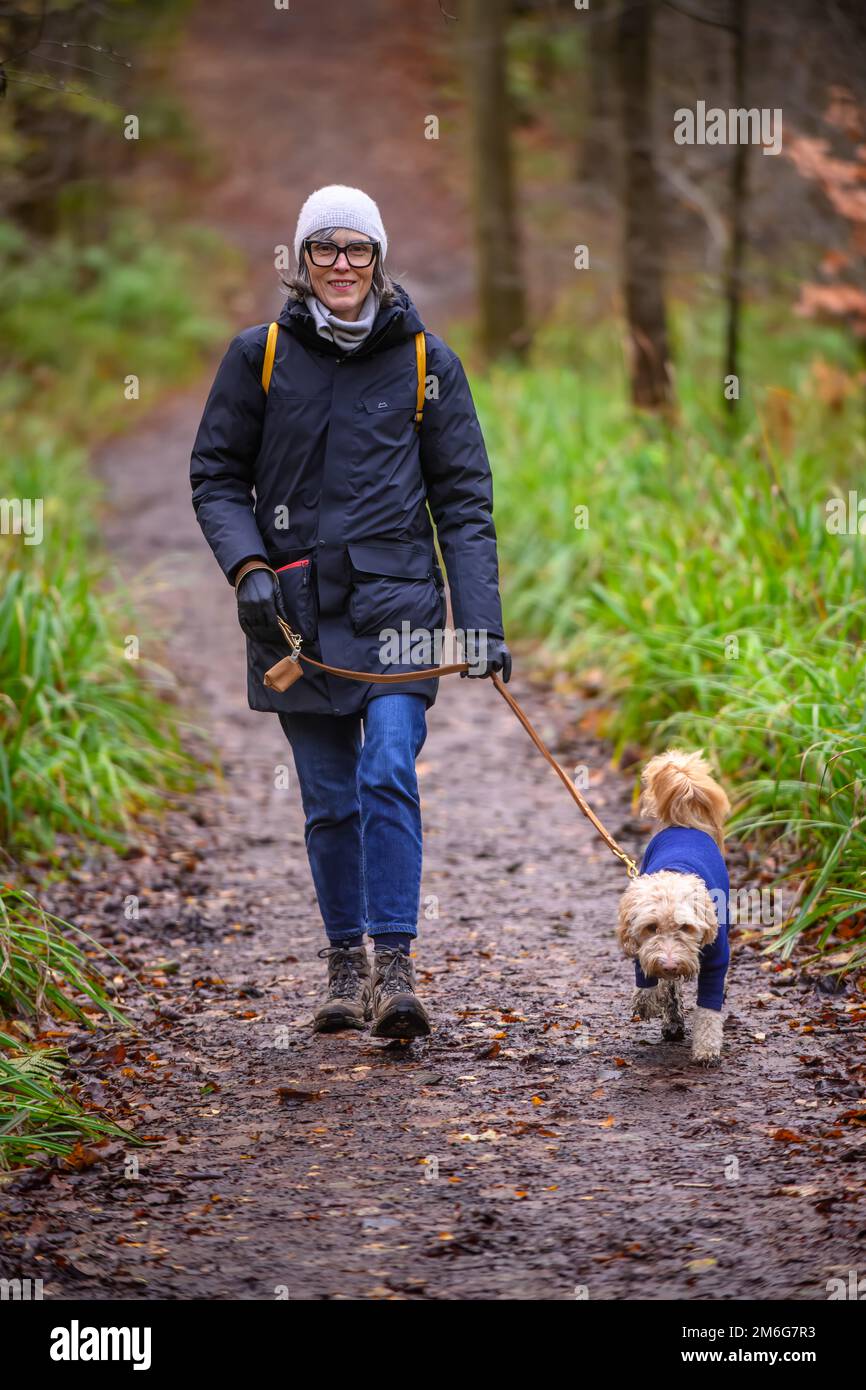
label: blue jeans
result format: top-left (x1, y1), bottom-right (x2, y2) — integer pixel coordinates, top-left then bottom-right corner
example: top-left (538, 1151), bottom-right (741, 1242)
top-left (279, 694), bottom-right (428, 944)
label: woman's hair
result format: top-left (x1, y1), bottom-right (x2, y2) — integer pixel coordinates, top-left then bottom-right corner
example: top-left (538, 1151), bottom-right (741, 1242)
top-left (281, 225), bottom-right (397, 305)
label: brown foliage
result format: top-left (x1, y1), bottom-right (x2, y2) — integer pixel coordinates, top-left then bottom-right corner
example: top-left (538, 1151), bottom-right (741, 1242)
top-left (787, 87), bottom-right (866, 337)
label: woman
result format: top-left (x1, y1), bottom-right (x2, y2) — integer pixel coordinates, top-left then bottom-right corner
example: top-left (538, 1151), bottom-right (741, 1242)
top-left (190, 185), bottom-right (510, 1040)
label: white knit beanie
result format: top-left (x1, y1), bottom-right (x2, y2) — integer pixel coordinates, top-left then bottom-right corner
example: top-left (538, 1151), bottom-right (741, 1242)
top-left (294, 185), bottom-right (388, 265)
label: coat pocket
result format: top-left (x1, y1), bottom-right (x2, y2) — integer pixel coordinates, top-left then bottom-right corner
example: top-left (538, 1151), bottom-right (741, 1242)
top-left (347, 541), bottom-right (441, 639)
top-left (355, 392), bottom-right (418, 449)
top-left (274, 556), bottom-right (318, 643)
top-left (360, 392), bottom-right (417, 420)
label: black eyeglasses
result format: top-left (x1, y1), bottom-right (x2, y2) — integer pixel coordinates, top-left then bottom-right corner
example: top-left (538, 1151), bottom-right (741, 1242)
top-left (303, 237), bottom-right (380, 268)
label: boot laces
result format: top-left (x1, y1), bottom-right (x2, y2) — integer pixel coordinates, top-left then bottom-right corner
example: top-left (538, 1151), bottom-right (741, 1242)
top-left (376, 949), bottom-right (414, 997)
top-left (319, 945), bottom-right (365, 1000)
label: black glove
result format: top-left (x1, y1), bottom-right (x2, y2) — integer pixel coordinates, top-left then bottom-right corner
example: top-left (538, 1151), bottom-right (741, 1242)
top-left (461, 637), bottom-right (512, 683)
top-left (236, 566), bottom-right (288, 645)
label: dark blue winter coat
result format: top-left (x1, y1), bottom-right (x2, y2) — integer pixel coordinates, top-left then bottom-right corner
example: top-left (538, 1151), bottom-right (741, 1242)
top-left (634, 827), bottom-right (730, 1011)
top-left (190, 284), bottom-right (505, 716)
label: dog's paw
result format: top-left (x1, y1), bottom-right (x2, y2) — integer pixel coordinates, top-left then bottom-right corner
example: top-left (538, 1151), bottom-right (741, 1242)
top-left (659, 980), bottom-right (685, 1039)
top-left (631, 987), bottom-right (664, 1021)
top-left (691, 1006), bottom-right (724, 1064)
top-left (694, 1051), bottom-right (722, 1068)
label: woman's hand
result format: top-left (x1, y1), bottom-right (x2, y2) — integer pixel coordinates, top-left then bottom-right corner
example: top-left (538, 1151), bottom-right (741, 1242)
top-left (236, 567), bottom-right (289, 645)
top-left (462, 638), bottom-right (512, 683)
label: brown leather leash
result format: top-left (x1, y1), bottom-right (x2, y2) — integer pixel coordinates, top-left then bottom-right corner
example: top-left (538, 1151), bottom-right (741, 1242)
top-left (234, 559), bottom-right (640, 878)
top-left (487, 670), bottom-right (639, 878)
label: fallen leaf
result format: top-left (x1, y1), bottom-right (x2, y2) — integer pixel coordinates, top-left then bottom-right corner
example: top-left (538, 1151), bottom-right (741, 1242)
top-left (276, 1087), bottom-right (322, 1105)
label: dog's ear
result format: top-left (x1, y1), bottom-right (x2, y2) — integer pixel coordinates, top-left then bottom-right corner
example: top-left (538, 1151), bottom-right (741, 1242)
top-left (616, 882), bottom-right (642, 957)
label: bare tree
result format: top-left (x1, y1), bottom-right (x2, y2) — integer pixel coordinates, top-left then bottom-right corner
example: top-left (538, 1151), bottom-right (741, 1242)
top-left (616, 0), bottom-right (673, 409)
top-left (0, 2), bottom-right (159, 234)
top-left (723, 0), bottom-right (749, 412)
top-left (579, 6), bottom-right (616, 190)
top-left (462, 0), bottom-right (529, 360)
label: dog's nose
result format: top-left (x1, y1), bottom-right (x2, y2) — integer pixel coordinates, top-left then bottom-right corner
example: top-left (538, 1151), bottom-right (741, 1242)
top-left (660, 957), bottom-right (679, 973)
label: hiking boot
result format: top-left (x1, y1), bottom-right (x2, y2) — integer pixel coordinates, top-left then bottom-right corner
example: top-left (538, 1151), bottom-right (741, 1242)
top-left (370, 947), bottom-right (431, 1039)
top-left (313, 944), bottom-right (372, 1033)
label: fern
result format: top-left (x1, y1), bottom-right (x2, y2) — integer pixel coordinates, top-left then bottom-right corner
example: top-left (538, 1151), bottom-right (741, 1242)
top-left (0, 1048), bottom-right (63, 1084)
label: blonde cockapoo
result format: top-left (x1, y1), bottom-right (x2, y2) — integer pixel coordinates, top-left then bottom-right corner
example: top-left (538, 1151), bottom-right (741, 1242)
top-left (616, 750), bottom-right (731, 1064)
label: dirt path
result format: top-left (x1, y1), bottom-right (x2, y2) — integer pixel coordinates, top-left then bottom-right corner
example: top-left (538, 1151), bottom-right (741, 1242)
top-left (2, 0), bottom-right (864, 1301)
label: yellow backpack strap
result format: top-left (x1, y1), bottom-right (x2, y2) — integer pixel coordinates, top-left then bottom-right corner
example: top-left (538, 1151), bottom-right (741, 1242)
top-left (261, 321), bottom-right (279, 394)
top-left (414, 330), bottom-right (426, 431)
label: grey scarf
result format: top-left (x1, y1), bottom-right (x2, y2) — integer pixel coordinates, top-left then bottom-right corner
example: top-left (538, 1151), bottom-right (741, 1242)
top-left (304, 287), bottom-right (379, 353)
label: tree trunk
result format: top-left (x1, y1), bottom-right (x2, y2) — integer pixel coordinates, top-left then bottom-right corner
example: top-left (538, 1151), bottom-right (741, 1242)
top-left (615, 0), bottom-right (673, 410)
top-left (463, 0), bottom-right (529, 361)
top-left (724, 0), bottom-right (749, 414)
top-left (579, 8), bottom-right (614, 188)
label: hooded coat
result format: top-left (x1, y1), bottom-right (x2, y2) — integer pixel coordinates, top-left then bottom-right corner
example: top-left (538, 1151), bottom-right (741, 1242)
top-left (190, 284), bottom-right (505, 717)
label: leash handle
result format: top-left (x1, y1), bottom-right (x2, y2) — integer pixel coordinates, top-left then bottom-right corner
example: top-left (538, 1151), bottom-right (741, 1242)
top-left (236, 561), bottom-right (469, 683)
top-left (489, 672), bottom-right (640, 879)
top-left (297, 649), bottom-right (470, 683)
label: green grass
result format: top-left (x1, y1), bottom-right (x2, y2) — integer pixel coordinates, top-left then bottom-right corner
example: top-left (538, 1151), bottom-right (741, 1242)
top-left (0, 887), bottom-right (133, 1170)
top-left (1, 213), bottom-right (232, 859)
top-left (0, 1041), bottom-right (126, 1172)
top-left (0, 886), bottom-right (129, 1026)
top-left (0, 216), bottom-right (230, 429)
top-left (478, 292), bottom-right (866, 971)
top-left (0, 549), bottom-right (197, 856)
top-left (0, 209), bottom-right (234, 1165)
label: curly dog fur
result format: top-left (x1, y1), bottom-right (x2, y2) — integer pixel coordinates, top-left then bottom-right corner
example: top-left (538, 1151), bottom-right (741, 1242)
top-left (617, 750), bottom-right (730, 1065)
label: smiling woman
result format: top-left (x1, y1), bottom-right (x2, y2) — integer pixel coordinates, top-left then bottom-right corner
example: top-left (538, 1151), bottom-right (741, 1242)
top-left (281, 185), bottom-right (398, 313)
top-left (305, 232), bottom-right (378, 312)
top-left (190, 183), bottom-right (511, 1042)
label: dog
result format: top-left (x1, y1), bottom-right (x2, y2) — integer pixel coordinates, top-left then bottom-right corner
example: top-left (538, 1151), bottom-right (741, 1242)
top-left (616, 750), bottom-right (731, 1064)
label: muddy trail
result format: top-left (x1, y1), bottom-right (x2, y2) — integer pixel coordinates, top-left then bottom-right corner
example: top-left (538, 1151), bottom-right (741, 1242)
top-left (2, 0), bottom-right (864, 1301)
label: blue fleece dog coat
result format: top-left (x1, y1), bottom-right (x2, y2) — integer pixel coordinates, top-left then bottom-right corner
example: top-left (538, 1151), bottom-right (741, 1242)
top-left (633, 826), bottom-right (730, 1011)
